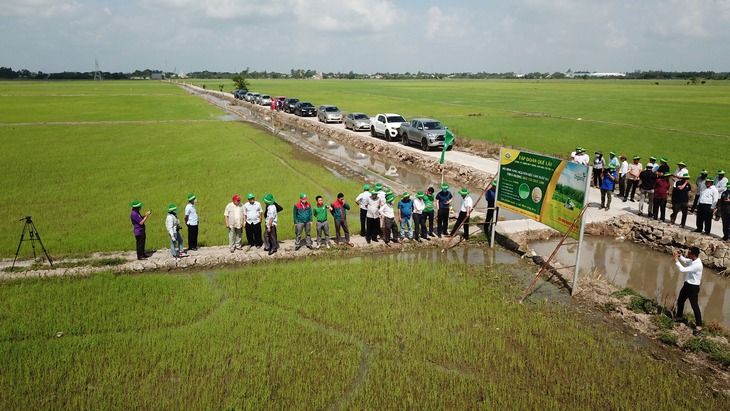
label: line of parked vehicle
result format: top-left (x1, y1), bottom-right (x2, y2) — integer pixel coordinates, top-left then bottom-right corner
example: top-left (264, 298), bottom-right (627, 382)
top-left (233, 89), bottom-right (453, 151)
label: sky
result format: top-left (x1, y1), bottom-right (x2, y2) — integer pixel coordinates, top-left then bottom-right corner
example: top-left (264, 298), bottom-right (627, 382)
top-left (2, 0), bottom-right (730, 74)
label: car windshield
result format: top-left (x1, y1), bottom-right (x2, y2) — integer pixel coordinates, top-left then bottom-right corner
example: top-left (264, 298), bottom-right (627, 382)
top-left (288, 99), bottom-right (299, 104)
top-left (353, 114), bottom-right (369, 120)
top-left (300, 102), bottom-right (314, 108)
top-left (261, 95), bottom-right (270, 99)
top-left (325, 106), bottom-right (339, 112)
top-left (388, 116), bottom-right (406, 123)
top-left (423, 121), bottom-right (444, 130)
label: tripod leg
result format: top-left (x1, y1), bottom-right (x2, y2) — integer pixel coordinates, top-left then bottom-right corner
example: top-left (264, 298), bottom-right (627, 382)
top-left (30, 221), bottom-right (53, 266)
top-left (11, 224), bottom-right (29, 272)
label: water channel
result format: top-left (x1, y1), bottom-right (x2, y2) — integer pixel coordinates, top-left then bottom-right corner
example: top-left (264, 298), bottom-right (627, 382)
top-left (530, 237), bottom-right (730, 328)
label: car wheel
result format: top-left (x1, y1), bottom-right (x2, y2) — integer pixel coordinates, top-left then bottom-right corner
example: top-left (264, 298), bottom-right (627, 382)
top-left (421, 138), bottom-right (429, 151)
top-left (402, 133), bottom-right (409, 146)
top-left (370, 127), bottom-right (376, 137)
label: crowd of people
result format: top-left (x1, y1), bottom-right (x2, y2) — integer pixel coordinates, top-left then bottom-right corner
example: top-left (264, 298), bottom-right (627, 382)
top-left (574, 147), bottom-right (729, 240)
top-left (128, 182), bottom-right (495, 261)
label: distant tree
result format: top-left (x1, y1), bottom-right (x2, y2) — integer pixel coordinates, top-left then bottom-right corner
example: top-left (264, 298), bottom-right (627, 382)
top-left (231, 70), bottom-right (250, 91)
top-left (551, 72), bottom-right (566, 79)
top-left (0, 67), bottom-right (18, 78)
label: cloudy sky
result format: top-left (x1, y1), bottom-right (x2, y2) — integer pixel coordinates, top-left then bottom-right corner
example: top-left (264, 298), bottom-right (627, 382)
top-left (2, 0), bottom-right (730, 74)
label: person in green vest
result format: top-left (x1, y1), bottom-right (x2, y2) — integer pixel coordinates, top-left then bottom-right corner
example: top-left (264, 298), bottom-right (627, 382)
top-left (423, 186), bottom-right (435, 237)
top-left (313, 195), bottom-right (332, 249)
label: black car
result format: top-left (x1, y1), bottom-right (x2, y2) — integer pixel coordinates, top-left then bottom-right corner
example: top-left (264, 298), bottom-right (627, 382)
top-left (294, 101), bottom-right (316, 117)
top-left (283, 98), bottom-right (300, 113)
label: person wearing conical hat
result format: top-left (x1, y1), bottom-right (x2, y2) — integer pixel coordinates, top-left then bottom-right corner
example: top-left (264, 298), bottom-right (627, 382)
top-left (355, 184), bottom-right (371, 237)
top-left (412, 191), bottom-right (428, 242)
top-left (184, 193), bottom-right (199, 251)
top-left (397, 192), bottom-right (414, 241)
top-left (450, 188), bottom-right (473, 240)
top-left (690, 170), bottom-right (709, 213)
top-left (263, 194), bottom-right (278, 255)
top-left (625, 155), bottom-right (642, 202)
top-left (165, 204), bottom-right (186, 260)
top-left (695, 178), bottom-right (719, 235)
top-left (435, 182), bottom-right (453, 238)
top-left (670, 175), bottom-right (692, 228)
top-left (130, 200), bottom-right (151, 260)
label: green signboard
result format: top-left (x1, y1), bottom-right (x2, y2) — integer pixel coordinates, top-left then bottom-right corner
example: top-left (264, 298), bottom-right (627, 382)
top-left (497, 148), bottom-right (589, 239)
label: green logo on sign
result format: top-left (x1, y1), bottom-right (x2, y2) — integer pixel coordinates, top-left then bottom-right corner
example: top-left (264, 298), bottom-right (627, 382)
top-left (519, 183), bottom-right (530, 199)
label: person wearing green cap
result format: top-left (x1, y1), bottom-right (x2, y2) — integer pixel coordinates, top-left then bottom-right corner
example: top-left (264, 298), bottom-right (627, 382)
top-left (375, 182), bottom-right (386, 201)
top-left (293, 194), bottom-right (314, 250)
top-left (670, 175), bottom-right (692, 228)
top-left (263, 194), bottom-right (278, 255)
top-left (397, 192), bottom-right (414, 240)
top-left (313, 195), bottom-right (332, 249)
top-left (330, 192), bottom-right (354, 247)
top-left (412, 191), bottom-right (428, 242)
top-left (690, 170), bottom-right (709, 213)
top-left (356, 184), bottom-right (371, 237)
top-left (184, 194), bottom-right (199, 250)
top-left (130, 200), bottom-right (151, 260)
top-left (720, 181), bottom-right (730, 241)
top-left (673, 161), bottom-right (689, 182)
top-left (243, 193), bottom-right (263, 249)
top-left (435, 183), bottom-right (453, 237)
top-left (657, 157), bottom-right (670, 176)
top-left (695, 178), bottom-right (719, 235)
top-left (423, 187), bottom-right (436, 237)
top-left (366, 190), bottom-right (383, 243)
top-left (624, 156), bottom-right (642, 202)
top-left (450, 188), bottom-right (473, 240)
top-left (380, 194), bottom-right (400, 245)
top-left (618, 155), bottom-right (629, 198)
top-left (165, 204), bottom-right (186, 260)
top-left (715, 169), bottom-right (728, 223)
top-left (646, 156), bottom-right (658, 173)
top-left (638, 164), bottom-right (656, 217)
top-left (600, 164), bottom-right (617, 211)
top-left (608, 151), bottom-right (619, 170)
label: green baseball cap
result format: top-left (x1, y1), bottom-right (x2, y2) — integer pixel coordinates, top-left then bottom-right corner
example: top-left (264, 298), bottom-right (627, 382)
top-left (263, 193), bottom-right (274, 204)
top-left (187, 194), bottom-right (197, 202)
top-left (300, 193), bottom-right (307, 199)
top-left (459, 188), bottom-right (469, 196)
top-left (492, 180), bottom-right (498, 187)
top-left (440, 183), bottom-right (449, 190)
top-left (706, 177), bottom-right (715, 182)
top-left (416, 190), bottom-right (424, 198)
top-left (375, 183), bottom-right (383, 190)
top-left (167, 203), bottom-right (177, 213)
top-left (130, 200), bottom-right (143, 208)
top-left (247, 193), bottom-right (255, 200)
top-left (385, 188), bottom-right (394, 196)
top-left (363, 184), bottom-right (370, 190)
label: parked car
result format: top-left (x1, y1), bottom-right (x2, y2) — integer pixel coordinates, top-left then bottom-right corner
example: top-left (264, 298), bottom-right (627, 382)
top-left (370, 113), bottom-right (407, 141)
top-left (247, 92), bottom-right (260, 103)
top-left (234, 89), bottom-right (246, 99)
top-left (283, 98), bottom-right (300, 113)
top-left (344, 113), bottom-right (371, 131)
top-left (317, 105), bottom-right (343, 123)
top-left (259, 94), bottom-right (272, 106)
top-left (294, 101), bottom-right (316, 117)
top-left (398, 118), bottom-right (450, 151)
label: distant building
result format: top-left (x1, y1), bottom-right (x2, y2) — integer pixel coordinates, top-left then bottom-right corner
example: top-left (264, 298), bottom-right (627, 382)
top-left (151, 72), bottom-right (165, 80)
top-left (568, 71), bottom-right (626, 78)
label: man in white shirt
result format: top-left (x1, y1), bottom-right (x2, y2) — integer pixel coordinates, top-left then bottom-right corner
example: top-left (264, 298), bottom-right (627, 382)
top-left (379, 194), bottom-right (399, 245)
top-left (450, 188), bottom-right (474, 240)
top-left (263, 194), bottom-right (278, 255)
top-left (412, 191), bottom-right (427, 242)
top-left (243, 193), bottom-right (263, 248)
top-left (575, 148), bottom-right (590, 166)
top-left (355, 184), bottom-right (371, 237)
top-left (618, 156), bottom-right (629, 197)
top-left (715, 170), bottom-right (728, 221)
top-left (673, 161), bottom-right (689, 182)
top-left (694, 178), bottom-right (719, 235)
top-left (690, 170), bottom-right (709, 213)
top-left (224, 195), bottom-right (245, 252)
top-left (184, 193), bottom-right (199, 250)
top-left (365, 190), bottom-right (382, 243)
top-left (673, 246), bottom-right (704, 335)
top-left (646, 155), bottom-right (658, 173)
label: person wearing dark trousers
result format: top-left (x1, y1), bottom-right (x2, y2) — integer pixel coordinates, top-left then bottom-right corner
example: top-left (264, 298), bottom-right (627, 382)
top-left (412, 191), bottom-right (427, 242)
top-left (450, 188), bottom-right (473, 240)
top-left (673, 247), bottom-right (704, 336)
top-left (184, 193), bottom-right (199, 250)
top-left (695, 178), bottom-right (719, 235)
top-left (484, 181), bottom-right (497, 236)
top-left (669, 175), bottom-right (691, 228)
top-left (720, 189), bottom-right (730, 241)
top-left (424, 187), bottom-right (435, 236)
top-left (355, 184), bottom-right (371, 237)
top-left (624, 156), bottom-right (642, 202)
top-left (365, 190), bottom-right (382, 243)
top-left (653, 174), bottom-right (670, 222)
top-left (380, 194), bottom-right (400, 244)
top-left (435, 183), bottom-right (453, 237)
top-left (130, 200), bottom-right (151, 260)
top-left (263, 194), bottom-right (278, 255)
top-left (689, 170), bottom-right (708, 213)
top-left (243, 193), bottom-right (264, 248)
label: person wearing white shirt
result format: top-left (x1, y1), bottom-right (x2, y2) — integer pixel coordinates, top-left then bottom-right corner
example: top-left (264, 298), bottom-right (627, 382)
top-left (690, 170), bottom-right (709, 213)
top-left (355, 184), bottom-right (371, 237)
top-left (165, 204), bottom-right (186, 260)
top-left (673, 246), bottom-right (704, 335)
top-left (695, 178), bottom-right (720, 235)
top-left (646, 155), bottom-right (658, 173)
top-left (263, 194), bottom-right (278, 255)
top-left (714, 170), bottom-right (727, 196)
top-left (184, 193), bottom-right (199, 250)
top-left (450, 188), bottom-right (474, 240)
top-left (224, 195), bottom-right (245, 252)
top-left (618, 156), bottom-right (629, 197)
top-left (243, 193), bottom-right (263, 248)
top-left (673, 161), bottom-right (689, 182)
top-left (379, 194), bottom-right (399, 244)
top-left (412, 191), bottom-right (428, 242)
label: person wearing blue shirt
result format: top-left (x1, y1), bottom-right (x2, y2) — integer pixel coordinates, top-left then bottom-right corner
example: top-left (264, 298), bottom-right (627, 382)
top-left (435, 183), bottom-right (453, 237)
top-left (600, 163), bottom-right (617, 211)
top-left (484, 181), bottom-right (497, 236)
top-left (397, 192), bottom-right (414, 240)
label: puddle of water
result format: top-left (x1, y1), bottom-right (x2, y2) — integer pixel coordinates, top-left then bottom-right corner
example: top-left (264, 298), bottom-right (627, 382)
top-left (530, 236), bottom-right (730, 328)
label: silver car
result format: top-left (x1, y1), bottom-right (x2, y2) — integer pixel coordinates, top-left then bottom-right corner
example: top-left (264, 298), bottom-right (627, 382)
top-left (317, 105), bottom-right (343, 123)
top-left (344, 112), bottom-right (371, 131)
top-left (259, 94), bottom-right (272, 106)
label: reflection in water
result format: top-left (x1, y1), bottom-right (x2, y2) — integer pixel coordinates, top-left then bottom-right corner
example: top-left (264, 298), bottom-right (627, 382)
top-left (531, 237), bottom-right (730, 328)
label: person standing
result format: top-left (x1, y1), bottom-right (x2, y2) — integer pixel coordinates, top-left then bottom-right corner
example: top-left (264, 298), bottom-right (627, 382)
top-left (657, 157), bottom-right (670, 176)
top-left (714, 169), bottom-right (727, 221)
top-left (673, 247), bottom-right (704, 336)
top-left (670, 175), bottom-right (691, 228)
top-left (673, 161), bottom-right (689, 181)
top-left (695, 178), bottom-right (719, 235)
top-left (331, 193), bottom-right (354, 247)
top-left (184, 193), bottom-right (199, 250)
top-left (313, 195), bottom-right (332, 249)
top-left (166, 204), bottom-right (186, 260)
top-left (599, 164), bottom-right (617, 211)
top-left (608, 151), bottom-right (620, 170)
top-left (130, 200), bottom-right (151, 260)
top-left (224, 195), bottom-right (244, 253)
top-left (435, 183), bottom-right (453, 237)
top-left (243, 193), bottom-right (263, 248)
top-left (624, 155), bottom-right (642, 202)
top-left (263, 194), bottom-right (278, 255)
top-left (720, 188), bottom-right (730, 241)
top-left (397, 192), bottom-right (414, 240)
top-left (380, 194), bottom-right (399, 245)
top-left (690, 170), bottom-right (709, 213)
top-left (450, 188), bottom-right (473, 240)
top-left (293, 193), bottom-right (314, 250)
top-left (412, 191), bottom-right (427, 242)
top-left (365, 190), bottom-right (382, 243)
top-left (638, 164), bottom-right (656, 217)
top-left (575, 148), bottom-right (590, 167)
top-left (424, 187), bottom-right (436, 237)
top-left (484, 181), bottom-right (497, 236)
top-left (592, 151), bottom-right (605, 188)
top-left (355, 184), bottom-right (371, 237)
top-left (653, 174), bottom-right (670, 222)
top-left (646, 155), bottom-right (659, 173)
top-left (618, 155), bottom-right (629, 198)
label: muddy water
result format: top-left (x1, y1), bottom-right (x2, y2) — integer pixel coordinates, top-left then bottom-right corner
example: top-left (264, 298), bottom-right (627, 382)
top-left (530, 237), bottom-right (730, 328)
